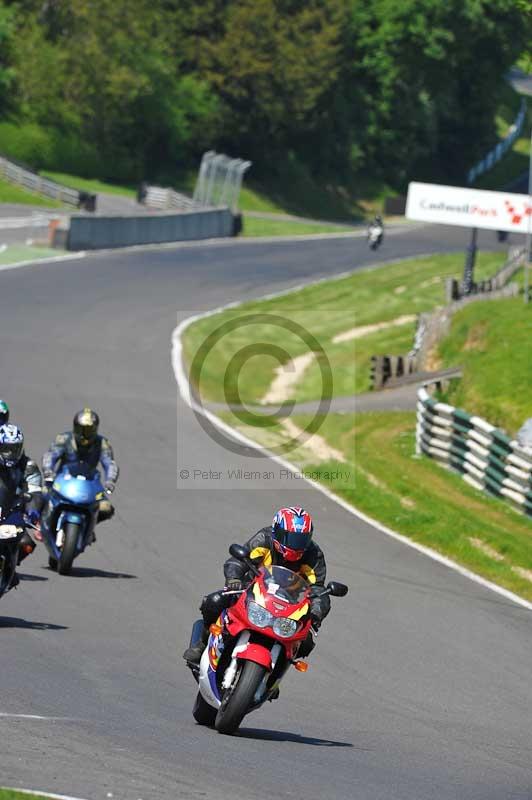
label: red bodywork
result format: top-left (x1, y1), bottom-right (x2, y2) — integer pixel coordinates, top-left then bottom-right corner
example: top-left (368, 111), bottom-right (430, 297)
top-left (223, 567), bottom-right (313, 667)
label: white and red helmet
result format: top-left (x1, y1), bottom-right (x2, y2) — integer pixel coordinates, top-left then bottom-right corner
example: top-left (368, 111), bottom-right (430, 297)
top-left (272, 506), bottom-right (314, 562)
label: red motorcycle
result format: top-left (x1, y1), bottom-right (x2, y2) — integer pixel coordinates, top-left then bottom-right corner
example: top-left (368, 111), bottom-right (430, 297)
top-left (186, 543), bottom-right (348, 734)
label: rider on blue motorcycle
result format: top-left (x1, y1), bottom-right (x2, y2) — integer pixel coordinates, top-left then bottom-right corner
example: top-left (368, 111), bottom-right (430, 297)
top-left (0, 423), bottom-right (43, 589)
top-left (183, 506), bottom-right (330, 665)
top-left (42, 409), bottom-right (119, 535)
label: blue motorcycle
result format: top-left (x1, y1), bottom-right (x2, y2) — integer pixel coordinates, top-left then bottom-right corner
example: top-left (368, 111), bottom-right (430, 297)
top-left (42, 463), bottom-right (105, 575)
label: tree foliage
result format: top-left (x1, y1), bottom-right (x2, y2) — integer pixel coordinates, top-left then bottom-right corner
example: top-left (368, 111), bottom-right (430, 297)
top-left (0, 0), bottom-right (528, 186)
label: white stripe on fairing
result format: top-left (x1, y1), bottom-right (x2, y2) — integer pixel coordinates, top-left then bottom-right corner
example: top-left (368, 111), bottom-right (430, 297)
top-left (171, 281), bottom-right (532, 614)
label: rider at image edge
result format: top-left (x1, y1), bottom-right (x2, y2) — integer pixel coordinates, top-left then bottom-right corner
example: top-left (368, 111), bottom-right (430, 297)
top-left (41, 408), bottom-right (119, 540)
top-left (183, 505), bottom-right (331, 665)
top-left (0, 404), bottom-right (43, 589)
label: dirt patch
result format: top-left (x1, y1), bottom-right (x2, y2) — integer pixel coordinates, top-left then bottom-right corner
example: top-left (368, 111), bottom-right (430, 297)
top-left (332, 314), bottom-right (416, 344)
top-left (424, 346), bottom-right (443, 372)
top-left (463, 321), bottom-right (488, 352)
top-left (469, 537), bottom-right (505, 561)
top-left (419, 276), bottom-right (442, 289)
top-left (261, 352), bottom-right (315, 405)
top-left (281, 418), bottom-right (346, 463)
top-left (394, 285), bottom-right (407, 294)
top-left (512, 566), bottom-right (532, 583)
top-left (400, 496), bottom-right (416, 509)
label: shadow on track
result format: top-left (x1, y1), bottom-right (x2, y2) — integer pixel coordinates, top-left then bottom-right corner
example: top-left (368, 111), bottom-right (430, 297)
top-left (0, 616), bottom-right (68, 630)
top-left (237, 728), bottom-right (353, 748)
top-left (44, 566), bottom-right (137, 580)
top-left (18, 573), bottom-right (48, 582)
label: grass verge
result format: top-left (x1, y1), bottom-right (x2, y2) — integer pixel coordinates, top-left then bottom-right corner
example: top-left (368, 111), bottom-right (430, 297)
top-left (0, 791), bottom-right (62, 800)
top-left (182, 251), bottom-right (532, 603)
top-left (41, 171), bottom-right (136, 198)
top-left (183, 251), bottom-right (506, 405)
top-left (242, 217), bottom-right (356, 237)
top-left (0, 244), bottom-right (63, 265)
top-left (0, 177), bottom-right (64, 207)
top-left (220, 409), bottom-right (532, 602)
top-left (437, 295), bottom-right (532, 435)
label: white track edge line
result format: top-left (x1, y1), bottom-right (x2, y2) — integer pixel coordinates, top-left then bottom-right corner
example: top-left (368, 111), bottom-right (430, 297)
top-left (2, 789), bottom-right (88, 800)
top-left (171, 282), bottom-right (532, 614)
top-left (0, 252), bottom-right (86, 273)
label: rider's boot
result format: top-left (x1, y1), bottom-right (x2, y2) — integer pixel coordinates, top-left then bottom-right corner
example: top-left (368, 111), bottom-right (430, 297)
top-left (183, 624), bottom-right (209, 665)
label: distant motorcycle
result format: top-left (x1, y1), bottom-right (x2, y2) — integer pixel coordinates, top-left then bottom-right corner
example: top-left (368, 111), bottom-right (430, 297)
top-left (186, 543), bottom-right (348, 735)
top-left (367, 223), bottom-right (384, 250)
top-left (42, 463), bottom-right (105, 575)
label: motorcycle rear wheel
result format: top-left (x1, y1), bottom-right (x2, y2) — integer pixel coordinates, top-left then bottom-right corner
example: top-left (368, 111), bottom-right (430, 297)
top-left (57, 522), bottom-right (79, 575)
top-left (215, 660), bottom-right (266, 735)
top-left (192, 691), bottom-right (217, 726)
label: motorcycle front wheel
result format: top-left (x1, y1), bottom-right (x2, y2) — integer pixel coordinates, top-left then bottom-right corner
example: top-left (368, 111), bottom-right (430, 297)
top-left (192, 691), bottom-right (217, 726)
top-left (215, 660), bottom-right (266, 735)
top-left (57, 522), bottom-right (79, 575)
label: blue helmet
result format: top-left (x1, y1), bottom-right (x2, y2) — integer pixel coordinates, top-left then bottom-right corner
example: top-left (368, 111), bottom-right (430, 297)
top-left (0, 424), bottom-right (24, 468)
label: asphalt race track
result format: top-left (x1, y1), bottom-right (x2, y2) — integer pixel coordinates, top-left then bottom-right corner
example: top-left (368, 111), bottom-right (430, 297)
top-left (1, 225), bottom-right (531, 800)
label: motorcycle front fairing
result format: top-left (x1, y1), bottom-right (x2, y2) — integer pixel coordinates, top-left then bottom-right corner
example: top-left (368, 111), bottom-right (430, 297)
top-left (198, 566), bottom-right (313, 711)
top-left (42, 467), bottom-right (104, 559)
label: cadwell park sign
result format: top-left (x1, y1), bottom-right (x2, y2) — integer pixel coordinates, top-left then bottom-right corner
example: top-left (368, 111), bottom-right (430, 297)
top-left (406, 182), bottom-right (531, 234)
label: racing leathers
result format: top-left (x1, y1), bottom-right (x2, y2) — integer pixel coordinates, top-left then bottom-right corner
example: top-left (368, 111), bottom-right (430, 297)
top-left (0, 455), bottom-right (43, 587)
top-left (42, 432), bottom-right (119, 527)
top-left (183, 527), bottom-right (330, 664)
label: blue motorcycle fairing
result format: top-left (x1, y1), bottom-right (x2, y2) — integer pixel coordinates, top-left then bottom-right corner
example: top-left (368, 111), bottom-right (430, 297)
top-left (43, 465), bottom-right (104, 563)
top-left (53, 471), bottom-right (104, 505)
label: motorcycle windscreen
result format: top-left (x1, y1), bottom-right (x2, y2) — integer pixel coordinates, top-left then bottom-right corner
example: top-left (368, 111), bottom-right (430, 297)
top-left (262, 565), bottom-right (309, 603)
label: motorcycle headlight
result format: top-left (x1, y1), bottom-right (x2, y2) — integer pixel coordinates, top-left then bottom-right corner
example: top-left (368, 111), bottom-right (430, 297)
top-left (273, 617), bottom-right (298, 638)
top-left (247, 601), bottom-right (274, 629)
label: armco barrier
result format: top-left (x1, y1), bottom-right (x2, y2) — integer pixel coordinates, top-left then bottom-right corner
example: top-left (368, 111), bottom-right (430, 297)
top-left (416, 386), bottom-right (532, 518)
top-left (66, 208), bottom-right (234, 250)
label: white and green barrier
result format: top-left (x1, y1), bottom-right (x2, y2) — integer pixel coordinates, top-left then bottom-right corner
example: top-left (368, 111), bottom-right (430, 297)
top-left (416, 387), bottom-right (532, 518)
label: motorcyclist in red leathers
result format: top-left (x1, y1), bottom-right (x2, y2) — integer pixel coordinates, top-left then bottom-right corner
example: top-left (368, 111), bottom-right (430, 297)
top-left (183, 506), bottom-right (330, 665)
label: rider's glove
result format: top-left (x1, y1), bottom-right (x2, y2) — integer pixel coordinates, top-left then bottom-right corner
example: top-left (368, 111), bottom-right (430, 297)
top-left (104, 481), bottom-right (115, 495)
top-left (225, 579), bottom-right (243, 592)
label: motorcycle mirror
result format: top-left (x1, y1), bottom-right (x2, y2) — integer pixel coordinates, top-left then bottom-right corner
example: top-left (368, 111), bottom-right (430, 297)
top-left (229, 543), bottom-right (250, 561)
top-left (327, 581), bottom-right (348, 597)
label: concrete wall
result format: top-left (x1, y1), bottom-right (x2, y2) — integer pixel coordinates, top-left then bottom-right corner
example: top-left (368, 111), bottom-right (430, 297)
top-left (67, 208), bottom-right (234, 250)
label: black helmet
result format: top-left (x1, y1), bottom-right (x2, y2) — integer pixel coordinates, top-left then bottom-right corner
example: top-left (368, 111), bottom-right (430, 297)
top-left (0, 399), bottom-right (9, 426)
top-left (73, 408), bottom-right (99, 448)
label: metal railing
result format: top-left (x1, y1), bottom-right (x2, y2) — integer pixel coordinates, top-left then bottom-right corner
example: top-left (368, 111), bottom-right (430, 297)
top-left (417, 386), bottom-right (532, 518)
top-left (0, 156), bottom-right (80, 207)
top-left (467, 99), bottom-right (527, 184)
top-left (142, 186), bottom-right (199, 211)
